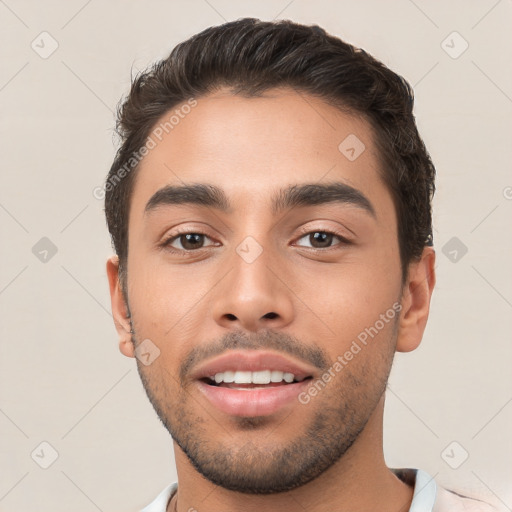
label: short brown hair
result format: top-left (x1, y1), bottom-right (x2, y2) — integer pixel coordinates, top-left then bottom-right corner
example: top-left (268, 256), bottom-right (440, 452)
top-left (105, 17), bottom-right (435, 283)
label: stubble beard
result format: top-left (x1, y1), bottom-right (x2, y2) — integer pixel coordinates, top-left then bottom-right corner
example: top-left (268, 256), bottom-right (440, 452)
top-left (133, 324), bottom-right (397, 494)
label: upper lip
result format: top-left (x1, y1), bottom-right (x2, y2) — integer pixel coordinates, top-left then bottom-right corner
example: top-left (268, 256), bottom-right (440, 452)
top-left (190, 350), bottom-right (318, 381)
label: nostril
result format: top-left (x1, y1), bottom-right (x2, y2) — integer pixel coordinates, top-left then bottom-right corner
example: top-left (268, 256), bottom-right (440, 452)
top-left (226, 314), bottom-right (237, 321)
top-left (263, 312), bottom-right (278, 319)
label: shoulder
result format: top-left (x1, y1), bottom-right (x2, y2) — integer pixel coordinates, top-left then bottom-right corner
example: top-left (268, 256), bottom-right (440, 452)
top-left (434, 485), bottom-right (507, 512)
top-left (391, 468), bottom-right (506, 512)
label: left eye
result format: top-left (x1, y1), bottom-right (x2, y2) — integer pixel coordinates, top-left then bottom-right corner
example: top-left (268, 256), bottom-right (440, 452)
top-left (295, 231), bottom-right (345, 249)
top-left (166, 233), bottom-right (216, 251)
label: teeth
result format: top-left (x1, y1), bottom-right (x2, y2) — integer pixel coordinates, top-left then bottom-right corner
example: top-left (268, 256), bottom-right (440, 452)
top-left (283, 372), bottom-right (294, 383)
top-left (270, 370), bottom-right (284, 382)
top-left (209, 370), bottom-right (300, 384)
top-left (223, 370), bottom-right (235, 383)
top-left (235, 371), bottom-right (252, 383)
top-left (252, 370), bottom-right (271, 384)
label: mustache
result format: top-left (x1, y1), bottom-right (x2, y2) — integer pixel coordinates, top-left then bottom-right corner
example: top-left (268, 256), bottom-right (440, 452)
top-left (179, 329), bottom-right (330, 383)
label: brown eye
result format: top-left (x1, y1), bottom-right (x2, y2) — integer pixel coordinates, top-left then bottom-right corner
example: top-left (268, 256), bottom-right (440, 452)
top-left (167, 233), bottom-right (214, 251)
top-left (295, 231), bottom-right (347, 249)
top-left (309, 232), bottom-right (333, 248)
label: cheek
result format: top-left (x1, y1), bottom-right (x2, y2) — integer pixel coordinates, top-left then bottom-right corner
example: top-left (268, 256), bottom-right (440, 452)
top-left (291, 251), bottom-right (401, 358)
top-left (297, 248), bottom-right (400, 311)
top-left (127, 254), bottom-right (216, 354)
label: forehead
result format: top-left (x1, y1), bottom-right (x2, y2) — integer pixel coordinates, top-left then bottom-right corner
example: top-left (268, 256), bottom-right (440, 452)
top-left (130, 88), bottom-right (391, 220)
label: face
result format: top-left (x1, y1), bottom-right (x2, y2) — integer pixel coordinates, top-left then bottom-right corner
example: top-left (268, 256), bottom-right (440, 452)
top-left (111, 88), bottom-right (412, 493)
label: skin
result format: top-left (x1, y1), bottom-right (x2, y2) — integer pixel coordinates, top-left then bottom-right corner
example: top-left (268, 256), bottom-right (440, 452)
top-left (107, 87), bottom-right (436, 512)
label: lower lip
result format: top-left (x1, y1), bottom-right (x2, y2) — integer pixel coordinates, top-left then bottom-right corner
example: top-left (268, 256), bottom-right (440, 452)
top-left (197, 380), bottom-right (310, 417)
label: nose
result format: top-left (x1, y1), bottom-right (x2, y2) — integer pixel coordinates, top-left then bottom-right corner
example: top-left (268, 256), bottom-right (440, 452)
top-left (211, 246), bottom-right (294, 332)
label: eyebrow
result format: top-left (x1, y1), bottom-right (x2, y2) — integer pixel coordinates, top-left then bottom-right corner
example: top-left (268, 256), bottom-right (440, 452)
top-left (145, 183), bottom-right (230, 214)
top-left (272, 182), bottom-right (376, 218)
top-left (144, 182), bottom-right (376, 218)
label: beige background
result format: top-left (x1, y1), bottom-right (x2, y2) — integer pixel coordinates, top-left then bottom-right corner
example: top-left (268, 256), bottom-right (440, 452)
top-left (1, 1), bottom-right (511, 511)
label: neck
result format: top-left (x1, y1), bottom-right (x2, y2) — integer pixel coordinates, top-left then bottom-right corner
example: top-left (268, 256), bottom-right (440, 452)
top-left (169, 397), bottom-right (414, 512)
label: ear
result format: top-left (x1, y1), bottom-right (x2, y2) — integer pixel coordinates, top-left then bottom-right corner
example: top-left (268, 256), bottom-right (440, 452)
top-left (396, 247), bottom-right (436, 353)
top-left (106, 255), bottom-right (135, 358)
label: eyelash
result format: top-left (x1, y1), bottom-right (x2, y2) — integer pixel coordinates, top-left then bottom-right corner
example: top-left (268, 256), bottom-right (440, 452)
top-left (160, 227), bottom-right (351, 254)
top-left (160, 228), bottom-right (219, 254)
top-left (295, 227), bottom-right (351, 251)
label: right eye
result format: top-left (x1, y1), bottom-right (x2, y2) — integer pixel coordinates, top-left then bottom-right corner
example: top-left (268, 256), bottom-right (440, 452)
top-left (163, 232), bottom-right (218, 252)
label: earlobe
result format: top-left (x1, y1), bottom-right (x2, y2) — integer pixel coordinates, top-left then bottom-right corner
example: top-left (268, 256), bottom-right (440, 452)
top-left (395, 247), bottom-right (436, 353)
top-left (106, 255), bottom-right (135, 358)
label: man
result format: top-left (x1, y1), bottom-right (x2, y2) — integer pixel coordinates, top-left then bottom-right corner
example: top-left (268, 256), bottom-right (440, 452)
top-left (104, 18), bottom-right (498, 512)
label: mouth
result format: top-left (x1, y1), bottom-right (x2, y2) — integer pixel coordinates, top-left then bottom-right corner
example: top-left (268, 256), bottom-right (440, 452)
top-left (192, 351), bottom-right (316, 417)
top-left (202, 369), bottom-right (310, 388)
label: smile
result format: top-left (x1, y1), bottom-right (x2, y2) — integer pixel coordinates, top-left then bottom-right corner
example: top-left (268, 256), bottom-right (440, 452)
top-left (192, 351), bottom-right (316, 417)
